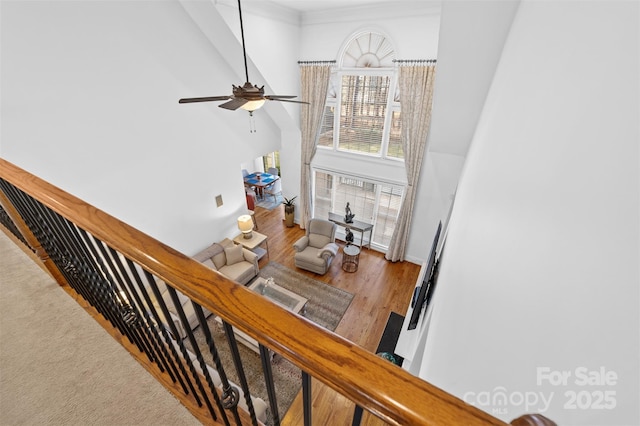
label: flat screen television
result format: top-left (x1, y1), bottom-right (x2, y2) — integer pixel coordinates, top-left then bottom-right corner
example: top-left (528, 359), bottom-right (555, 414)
top-left (407, 221), bottom-right (442, 330)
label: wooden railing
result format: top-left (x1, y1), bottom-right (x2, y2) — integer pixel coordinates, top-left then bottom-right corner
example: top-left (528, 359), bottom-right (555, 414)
top-left (0, 158), bottom-right (552, 426)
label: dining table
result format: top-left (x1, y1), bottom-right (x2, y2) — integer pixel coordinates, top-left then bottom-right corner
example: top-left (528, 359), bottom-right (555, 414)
top-left (244, 172), bottom-right (279, 199)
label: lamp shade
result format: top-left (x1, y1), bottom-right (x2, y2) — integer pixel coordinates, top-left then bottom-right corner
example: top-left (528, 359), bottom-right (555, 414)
top-left (237, 214), bottom-right (253, 238)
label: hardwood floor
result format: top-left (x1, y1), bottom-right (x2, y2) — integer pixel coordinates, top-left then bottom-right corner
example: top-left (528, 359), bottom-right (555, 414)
top-left (252, 204), bottom-right (421, 425)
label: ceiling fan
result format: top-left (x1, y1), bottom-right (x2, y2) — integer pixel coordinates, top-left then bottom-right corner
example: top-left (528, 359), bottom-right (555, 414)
top-left (178, 0), bottom-right (308, 115)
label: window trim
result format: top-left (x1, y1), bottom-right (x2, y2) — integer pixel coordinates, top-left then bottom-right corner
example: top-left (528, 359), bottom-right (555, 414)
top-left (319, 68), bottom-right (403, 162)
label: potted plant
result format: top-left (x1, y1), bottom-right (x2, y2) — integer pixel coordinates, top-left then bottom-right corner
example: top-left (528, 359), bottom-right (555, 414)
top-left (282, 196), bottom-right (297, 227)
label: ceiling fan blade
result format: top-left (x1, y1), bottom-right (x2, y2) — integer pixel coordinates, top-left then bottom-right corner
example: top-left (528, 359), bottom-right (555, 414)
top-left (179, 96), bottom-right (231, 104)
top-left (267, 98), bottom-right (310, 105)
top-left (264, 95), bottom-right (297, 100)
top-left (219, 98), bottom-right (249, 110)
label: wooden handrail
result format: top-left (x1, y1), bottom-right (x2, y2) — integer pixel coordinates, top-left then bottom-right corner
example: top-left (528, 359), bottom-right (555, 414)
top-left (0, 158), bottom-right (506, 425)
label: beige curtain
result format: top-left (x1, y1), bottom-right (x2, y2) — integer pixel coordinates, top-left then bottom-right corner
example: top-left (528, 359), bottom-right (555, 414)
top-left (385, 65), bottom-right (436, 262)
top-left (299, 64), bottom-right (331, 229)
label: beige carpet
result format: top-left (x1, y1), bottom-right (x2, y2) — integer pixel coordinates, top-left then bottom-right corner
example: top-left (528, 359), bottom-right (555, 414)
top-left (0, 231), bottom-right (201, 426)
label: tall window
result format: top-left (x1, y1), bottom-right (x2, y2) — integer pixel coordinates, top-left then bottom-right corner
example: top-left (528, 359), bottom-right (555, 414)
top-left (319, 71), bottom-right (402, 160)
top-left (313, 170), bottom-right (404, 249)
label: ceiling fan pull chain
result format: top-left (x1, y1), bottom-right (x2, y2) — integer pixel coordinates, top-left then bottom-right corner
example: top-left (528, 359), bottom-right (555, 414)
top-left (249, 113), bottom-right (256, 133)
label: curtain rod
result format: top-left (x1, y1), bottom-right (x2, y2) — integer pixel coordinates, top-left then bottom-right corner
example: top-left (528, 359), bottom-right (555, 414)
top-left (393, 59), bottom-right (437, 64)
top-left (297, 60), bottom-right (336, 65)
top-left (297, 59), bottom-right (436, 65)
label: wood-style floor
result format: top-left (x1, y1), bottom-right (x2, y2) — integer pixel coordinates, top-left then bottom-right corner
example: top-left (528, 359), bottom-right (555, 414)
top-left (252, 204), bottom-right (421, 425)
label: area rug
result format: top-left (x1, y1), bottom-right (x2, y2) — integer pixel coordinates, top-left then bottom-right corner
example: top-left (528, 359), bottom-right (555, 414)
top-left (255, 193), bottom-right (283, 210)
top-left (189, 262), bottom-right (353, 425)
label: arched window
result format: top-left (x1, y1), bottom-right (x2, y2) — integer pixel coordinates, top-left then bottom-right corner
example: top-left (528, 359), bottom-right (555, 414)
top-left (318, 31), bottom-right (403, 160)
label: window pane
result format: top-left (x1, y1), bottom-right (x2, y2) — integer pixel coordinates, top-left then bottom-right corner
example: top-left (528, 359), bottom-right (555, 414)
top-left (262, 151), bottom-right (280, 175)
top-left (374, 185), bottom-right (403, 246)
top-left (338, 75), bottom-right (390, 155)
top-left (313, 170), bottom-right (403, 250)
top-left (313, 171), bottom-right (333, 219)
top-left (318, 106), bottom-right (334, 148)
top-left (387, 110), bottom-right (404, 159)
top-left (333, 177), bottom-right (376, 226)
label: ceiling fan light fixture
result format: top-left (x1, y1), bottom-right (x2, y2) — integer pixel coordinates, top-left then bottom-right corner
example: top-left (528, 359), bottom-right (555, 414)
top-left (240, 99), bottom-right (266, 113)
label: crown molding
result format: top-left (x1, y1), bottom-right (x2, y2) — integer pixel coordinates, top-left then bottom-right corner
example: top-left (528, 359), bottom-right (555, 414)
top-left (302, 2), bottom-right (441, 26)
top-left (213, 1), bottom-right (440, 27)
top-left (214, 0), bottom-right (301, 26)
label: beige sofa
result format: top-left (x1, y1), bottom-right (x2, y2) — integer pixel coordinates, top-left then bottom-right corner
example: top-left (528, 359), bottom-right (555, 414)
top-left (193, 238), bottom-right (259, 285)
top-left (293, 219), bottom-right (339, 275)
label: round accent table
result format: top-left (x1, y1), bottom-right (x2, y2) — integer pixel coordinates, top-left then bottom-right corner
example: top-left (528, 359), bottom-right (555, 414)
top-left (342, 244), bottom-right (361, 273)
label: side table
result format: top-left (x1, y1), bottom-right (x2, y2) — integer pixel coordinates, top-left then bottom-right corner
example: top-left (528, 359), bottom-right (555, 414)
top-left (342, 244), bottom-right (361, 272)
top-left (233, 231), bottom-right (269, 260)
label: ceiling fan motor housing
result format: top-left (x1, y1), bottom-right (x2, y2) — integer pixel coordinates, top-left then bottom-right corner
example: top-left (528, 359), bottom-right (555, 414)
top-left (233, 82), bottom-right (265, 100)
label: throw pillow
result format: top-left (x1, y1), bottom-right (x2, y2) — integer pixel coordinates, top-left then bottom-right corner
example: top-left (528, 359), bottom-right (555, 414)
top-left (224, 244), bottom-right (244, 266)
top-left (203, 243), bottom-right (226, 270)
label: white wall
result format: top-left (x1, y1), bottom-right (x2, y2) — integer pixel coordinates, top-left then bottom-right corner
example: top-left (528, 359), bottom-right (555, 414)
top-left (299, 2), bottom-right (441, 61)
top-left (0, 0), bottom-right (288, 254)
top-left (406, 0), bottom-right (520, 262)
top-left (422, 1), bottom-right (639, 425)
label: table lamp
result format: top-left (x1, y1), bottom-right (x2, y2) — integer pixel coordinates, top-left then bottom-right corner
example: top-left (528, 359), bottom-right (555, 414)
top-left (237, 214), bottom-right (254, 239)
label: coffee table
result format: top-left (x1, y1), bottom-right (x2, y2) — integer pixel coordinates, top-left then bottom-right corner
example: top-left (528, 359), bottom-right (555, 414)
top-left (216, 277), bottom-right (307, 357)
top-left (249, 277), bottom-right (307, 314)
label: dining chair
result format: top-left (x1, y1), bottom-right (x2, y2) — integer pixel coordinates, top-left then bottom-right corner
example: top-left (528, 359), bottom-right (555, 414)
top-left (267, 167), bottom-right (279, 176)
top-left (245, 192), bottom-right (258, 230)
top-left (264, 179), bottom-right (282, 203)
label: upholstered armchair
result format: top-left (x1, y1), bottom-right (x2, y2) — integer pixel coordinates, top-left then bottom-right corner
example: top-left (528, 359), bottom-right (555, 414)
top-left (293, 219), bottom-right (339, 275)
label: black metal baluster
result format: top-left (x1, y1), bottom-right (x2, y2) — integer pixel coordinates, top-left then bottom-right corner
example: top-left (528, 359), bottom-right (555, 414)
top-left (6, 186), bottom-right (126, 338)
top-left (119, 258), bottom-right (177, 376)
top-left (303, 371), bottom-right (312, 426)
top-left (89, 238), bottom-right (151, 353)
top-left (37, 206), bottom-right (125, 337)
top-left (259, 344), bottom-right (281, 426)
top-left (144, 270), bottom-right (203, 405)
top-left (351, 405), bottom-right (364, 426)
top-left (222, 321), bottom-right (259, 425)
top-left (105, 245), bottom-right (164, 366)
top-left (164, 285), bottom-right (218, 421)
top-left (193, 304), bottom-right (240, 426)
top-left (89, 237), bottom-right (147, 351)
top-left (68, 223), bottom-right (142, 347)
top-left (127, 261), bottom-right (188, 389)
